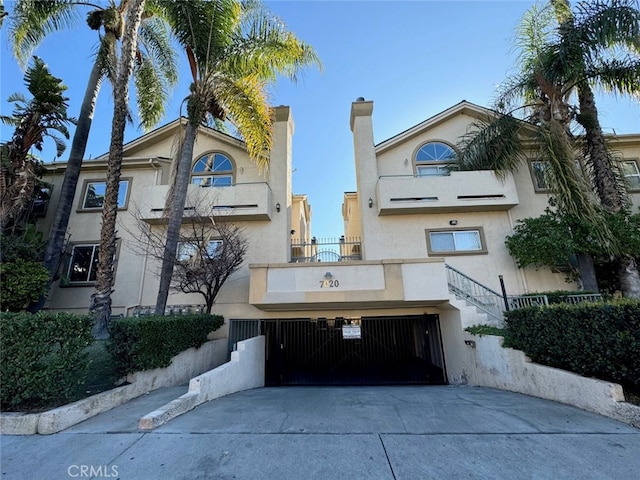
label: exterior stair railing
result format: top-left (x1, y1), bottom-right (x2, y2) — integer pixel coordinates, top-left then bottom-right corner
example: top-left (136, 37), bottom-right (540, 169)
top-left (445, 264), bottom-right (604, 324)
top-left (445, 264), bottom-right (506, 323)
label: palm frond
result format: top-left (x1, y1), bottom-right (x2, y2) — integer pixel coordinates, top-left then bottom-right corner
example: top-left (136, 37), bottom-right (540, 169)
top-left (573, 0), bottom-right (640, 54)
top-left (10, 0), bottom-right (82, 67)
top-left (159, 0), bottom-right (240, 67)
top-left (533, 119), bottom-right (615, 251)
top-left (137, 14), bottom-right (179, 85)
top-left (456, 114), bottom-right (528, 179)
top-left (133, 54), bottom-right (169, 129)
top-left (586, 57), bottom-right (640, 98)
top-left (207, 71), bottom-right (273, 169)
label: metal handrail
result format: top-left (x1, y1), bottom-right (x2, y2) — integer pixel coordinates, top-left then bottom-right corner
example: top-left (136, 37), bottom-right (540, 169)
top-left (446, 263), bottom-right (605, 323)
top-left (445, 264), bottom-right (505, 323)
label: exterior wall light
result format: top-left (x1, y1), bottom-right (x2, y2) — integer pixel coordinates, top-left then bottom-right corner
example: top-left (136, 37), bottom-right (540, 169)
top-left (276, 202), bottom-right (281, 212)
top-left (368, 197), bottom-right (373, 208)
top-left (449, 220), bottom-right (458, 225)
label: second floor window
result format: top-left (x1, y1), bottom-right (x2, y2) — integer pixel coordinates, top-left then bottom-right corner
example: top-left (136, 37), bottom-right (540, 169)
top-left (81, 180), bottom-right (130, 210)
top-left (415, 142), bottom-right (456, 176)
top-left (623, 160), bottom-right (640, 191)
top-left (530, 160), bottom-right (550, 191)
top-left (191, 153), bottom-right (234, 187)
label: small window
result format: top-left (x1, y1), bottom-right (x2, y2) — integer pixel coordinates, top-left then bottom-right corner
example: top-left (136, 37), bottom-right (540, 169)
top-left (80, 179), bottom-right (130, 210)
top-left (67, 244), bottom-right (99, 283)
top-left (32, 184), bottom-right (53, 217)
top-left (191, 153), bottom-right (234, 187)
top-left (415, 142), bottom-right (456, 177)
top-left (623, 160), bottom-right (640, 191)
top-left (426, 228), bottom-right (487, 256)
top-left (530, 161), bottom-right (550, 192)
top-left (177, 240), bottom-right (223, 262)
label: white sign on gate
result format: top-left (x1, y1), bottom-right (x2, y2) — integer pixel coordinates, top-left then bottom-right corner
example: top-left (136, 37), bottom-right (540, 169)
top-left (342, 325), bottom-right (361, 339)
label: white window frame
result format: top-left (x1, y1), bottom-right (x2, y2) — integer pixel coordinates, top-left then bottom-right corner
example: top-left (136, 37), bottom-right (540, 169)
top-left (623, 159), bottom-right (640, 191)
top-left (191, 152), bottom-right (235, 187)
top-left (414, 141), bottom-right (456, 177)
top-left (426, 227), bottom-right (487, 256)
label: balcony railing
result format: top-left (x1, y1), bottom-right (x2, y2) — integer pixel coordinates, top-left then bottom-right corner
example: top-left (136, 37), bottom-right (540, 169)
top-left (291, 236), bottom-right (362, 263)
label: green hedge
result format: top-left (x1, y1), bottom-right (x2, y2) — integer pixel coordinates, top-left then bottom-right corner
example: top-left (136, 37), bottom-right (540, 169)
top-left (107, 314), bottom-right (224, 376)
top-left (0, 312), bottom-right (94, 410)
top-left (0, 260), bottom-right (50, 311)
top-left (504, 301), bottom-right (640, 392)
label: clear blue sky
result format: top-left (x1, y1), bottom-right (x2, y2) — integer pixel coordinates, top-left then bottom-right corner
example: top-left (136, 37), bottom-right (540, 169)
top-left (2, 1), bottom-right (639, 238)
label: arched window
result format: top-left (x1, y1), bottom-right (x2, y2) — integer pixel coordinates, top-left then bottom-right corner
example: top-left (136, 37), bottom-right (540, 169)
top-left (191, 152), bottom-right (234, 187)
top-left (415, 141), bottom-right (457, 176)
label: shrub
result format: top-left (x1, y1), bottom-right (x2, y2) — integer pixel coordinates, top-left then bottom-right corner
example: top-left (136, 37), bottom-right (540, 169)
top-left (465, 325), bottom-right (505, 337)
top-left (504, 301), bottom-right (640, 392)
top-left (107, 314), bottom-right (224, 376)
top-left (0, 312), bottom-right (94, 410)
top-left (0, 260), bottom-right (50, 311)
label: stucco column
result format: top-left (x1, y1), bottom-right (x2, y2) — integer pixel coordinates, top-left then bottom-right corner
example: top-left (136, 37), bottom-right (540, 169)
top-left (350, 99), bottom-right (378, 260)
top-left (269, 106), bottom-right (294, 262)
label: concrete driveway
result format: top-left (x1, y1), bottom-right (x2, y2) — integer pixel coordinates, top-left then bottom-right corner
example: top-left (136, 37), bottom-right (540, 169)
top-left (2, 385), bottom-right (639, 479)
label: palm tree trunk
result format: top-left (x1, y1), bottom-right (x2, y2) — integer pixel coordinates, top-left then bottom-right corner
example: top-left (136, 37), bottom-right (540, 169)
top-left (576, 84), bottom-right (640, 298)
top-left (575, 253), bottom-right (598, 292)
top-left (618, 255), bottom-right (640, 298)
top-left (90, 0), bottom-right (146, 331)
top-left (576, 85), bottom-right (626, 212)
top-left (29, 60), bottom-right (104, 313)
top-left (155, 121), bottom-right (198, 315)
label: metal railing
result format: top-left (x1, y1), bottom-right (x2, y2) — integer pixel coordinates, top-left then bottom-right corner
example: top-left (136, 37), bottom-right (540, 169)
top-left (445, 264), bottom-right (506, 323)
top-left (560, 294), bottom-right (603, 304)
top-left (291, 236), bottom-right (362, 263)
top-left (446, 264), bottom-right (606, 323)
top-left (128, 304), bottom-right (206, 317)
top-left (507, 295), bottom-right (549, 309)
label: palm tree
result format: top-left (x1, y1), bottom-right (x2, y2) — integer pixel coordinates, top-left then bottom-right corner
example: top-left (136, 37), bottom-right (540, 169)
top-left (456, 0), bottom-right (640, 296)
top-left (153, 0), bottom-right (321, 314)
top-left (9, 0), bottom-right (178, 311)
top-left (549, 0), bottom-right (640, 296)
top-left (0, 56), bottom-right (74, 233)
top-left (89, 0), bottom-right (147, 331)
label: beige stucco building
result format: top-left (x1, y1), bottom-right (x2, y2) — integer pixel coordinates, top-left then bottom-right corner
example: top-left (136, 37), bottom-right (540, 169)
top-left (39, 99), bottom-right (640, 386)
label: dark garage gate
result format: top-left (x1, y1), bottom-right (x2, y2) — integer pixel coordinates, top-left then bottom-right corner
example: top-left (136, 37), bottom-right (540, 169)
top-left (259, 315), bottom-right (447, 386)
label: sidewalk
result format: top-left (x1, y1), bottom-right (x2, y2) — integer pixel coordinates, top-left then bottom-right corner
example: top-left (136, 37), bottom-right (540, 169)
top-left (2, 385), bottom-right (639, 479)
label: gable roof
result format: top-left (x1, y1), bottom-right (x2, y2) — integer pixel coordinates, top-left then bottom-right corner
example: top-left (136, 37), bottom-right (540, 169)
top-left (375, 100), bottom-right (498, 154)
top-left (95, 118), bottom-right (247, 160)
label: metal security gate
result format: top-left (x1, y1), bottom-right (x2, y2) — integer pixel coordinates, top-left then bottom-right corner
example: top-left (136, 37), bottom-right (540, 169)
top-left (263, 315), bottom-right (446, 386)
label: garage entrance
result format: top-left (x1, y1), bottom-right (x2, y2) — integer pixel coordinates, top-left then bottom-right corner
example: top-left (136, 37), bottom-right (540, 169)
top-left (262, 315), bottom-right (446, 386)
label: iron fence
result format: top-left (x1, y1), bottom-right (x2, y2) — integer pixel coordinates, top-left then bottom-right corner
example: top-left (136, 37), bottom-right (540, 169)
top-left (291, 236), bottom-right (362, 263)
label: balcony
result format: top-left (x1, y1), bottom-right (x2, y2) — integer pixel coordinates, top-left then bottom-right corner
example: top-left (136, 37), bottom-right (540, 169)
top-left (138, 182), bottom-right (273, 223)
top-left (291, 236), bottom-right (362, 263)
top-left (375, 171), bottom-right (519, 215)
